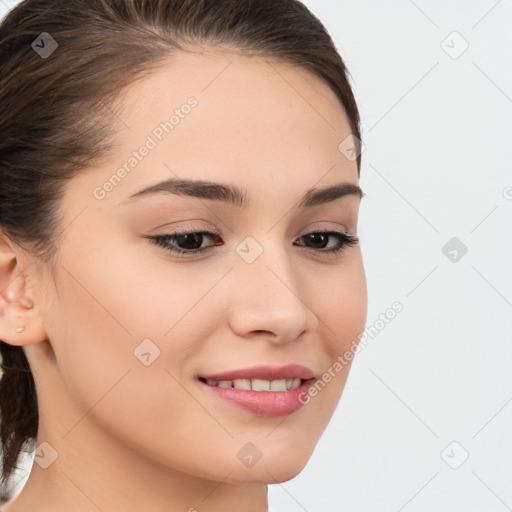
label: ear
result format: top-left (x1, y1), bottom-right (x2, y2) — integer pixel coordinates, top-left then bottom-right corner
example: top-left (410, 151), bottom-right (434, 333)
top-left (0, 231), bottom-right (47, 347)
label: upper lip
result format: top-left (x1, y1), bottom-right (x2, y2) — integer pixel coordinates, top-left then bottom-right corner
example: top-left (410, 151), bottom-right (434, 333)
top-left (199, 364), bottom-right (315, 382)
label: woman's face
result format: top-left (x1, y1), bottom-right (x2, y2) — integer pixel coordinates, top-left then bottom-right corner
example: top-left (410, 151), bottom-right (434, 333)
top-left (28, 50), bottom-right (367, 484)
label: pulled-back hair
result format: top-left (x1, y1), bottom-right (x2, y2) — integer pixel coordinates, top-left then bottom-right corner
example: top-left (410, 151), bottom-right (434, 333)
top-left (0, 0), bottom-right (361, 499)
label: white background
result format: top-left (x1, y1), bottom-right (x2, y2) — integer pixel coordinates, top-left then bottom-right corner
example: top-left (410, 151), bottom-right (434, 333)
top-left (1, 1), bottom-right (511, 510)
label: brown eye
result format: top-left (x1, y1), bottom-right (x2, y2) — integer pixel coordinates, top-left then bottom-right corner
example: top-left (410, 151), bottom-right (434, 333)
top-left (147, 228), bottom-right (358, 257)
top-left (294, 230), bottom-right (359, 254)
top-left (147, 229), bottom-right (223, 256)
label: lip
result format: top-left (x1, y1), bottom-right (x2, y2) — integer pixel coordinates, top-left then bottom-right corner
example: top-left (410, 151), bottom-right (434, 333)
top-left (199, 364), bottom-right (315, 381)
top-left (197, 364), bottom-right (316, 417)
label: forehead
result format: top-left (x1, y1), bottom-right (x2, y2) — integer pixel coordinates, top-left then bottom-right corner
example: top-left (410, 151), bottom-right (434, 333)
top-left (119, 50), bottom-right (350, 138)
top-left (118, 49), bottom-right (348, 127)
top-left (111, 50), bottom-right (356, 179)
top-left (66, 50), bottom-right (359, 216)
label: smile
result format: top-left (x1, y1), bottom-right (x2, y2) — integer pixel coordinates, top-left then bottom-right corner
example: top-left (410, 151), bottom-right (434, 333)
top-left (197, 364), bottom-right (316, 417)
top-left (200, 377), bottom-right (303, 391)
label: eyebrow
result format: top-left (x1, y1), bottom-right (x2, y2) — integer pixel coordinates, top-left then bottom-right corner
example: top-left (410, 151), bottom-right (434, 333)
top-left (123, 177), bottom-right (364, 209)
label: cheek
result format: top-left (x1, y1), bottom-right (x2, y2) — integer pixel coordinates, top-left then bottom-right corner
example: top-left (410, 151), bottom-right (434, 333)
top-left (312, 255), bottom-right (368, 361)
top-left (44, 242), bottom-right (224, 420)
top-left (43, 263), bottom-right (224, 473)
top-left (282, 255), bottom-right (366, 426)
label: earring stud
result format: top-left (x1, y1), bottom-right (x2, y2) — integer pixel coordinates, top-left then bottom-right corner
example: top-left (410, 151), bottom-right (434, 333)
top-left (15, 325), bottom-right (25, 333)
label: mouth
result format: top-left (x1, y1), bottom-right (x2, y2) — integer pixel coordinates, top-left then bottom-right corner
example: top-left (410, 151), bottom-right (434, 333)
top-left (197, 364), bottom-right (316, 417)
top-left (198, 376), bottom-right (306, 391)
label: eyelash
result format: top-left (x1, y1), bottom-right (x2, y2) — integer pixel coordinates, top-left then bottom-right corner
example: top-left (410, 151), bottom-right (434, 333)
top-left (146, 227), bottom-right (359, 257)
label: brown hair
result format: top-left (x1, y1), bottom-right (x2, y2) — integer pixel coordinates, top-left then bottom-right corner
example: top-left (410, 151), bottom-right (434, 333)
top-left (0, 0), bottom-right (362, 499)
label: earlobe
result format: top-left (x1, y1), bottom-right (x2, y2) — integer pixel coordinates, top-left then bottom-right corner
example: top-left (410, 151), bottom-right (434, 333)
top-left (0, 232), bottom-right (47, 347)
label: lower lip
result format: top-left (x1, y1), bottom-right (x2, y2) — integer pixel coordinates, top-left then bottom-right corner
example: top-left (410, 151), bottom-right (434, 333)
top-left (198, 379), bottom-right (315, 417)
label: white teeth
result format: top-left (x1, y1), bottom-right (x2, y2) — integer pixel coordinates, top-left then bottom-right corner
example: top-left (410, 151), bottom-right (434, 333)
top-left (252, 379), bottom-right (271, 391)
top-left (270, 379), bottom-right (288, 391)
top-left (204, 378), bottom-right (303, 391)
top-left (233, 379), bottom-right (251, 390)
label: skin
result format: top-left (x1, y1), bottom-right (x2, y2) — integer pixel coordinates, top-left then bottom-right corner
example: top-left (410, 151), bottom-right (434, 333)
top-left (0, 49), bottom-right (367, 512)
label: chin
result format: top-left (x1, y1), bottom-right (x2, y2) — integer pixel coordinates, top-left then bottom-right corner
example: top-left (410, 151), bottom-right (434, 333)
top-left (225, 449), bottom-right (312, 485)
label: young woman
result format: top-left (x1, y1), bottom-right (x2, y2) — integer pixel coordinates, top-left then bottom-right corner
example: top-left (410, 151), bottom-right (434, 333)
top-left (0, 0), bottom-right (367, 510)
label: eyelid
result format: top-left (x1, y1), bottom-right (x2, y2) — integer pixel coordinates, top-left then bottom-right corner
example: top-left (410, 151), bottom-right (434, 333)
top-left (158, 224), bottom-right (222, 237)
top-left (146, 225), bottom-right (359, 258)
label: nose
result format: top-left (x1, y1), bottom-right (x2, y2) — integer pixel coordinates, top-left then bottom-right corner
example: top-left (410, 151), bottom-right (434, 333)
top-left (227, 245), bottom-right (319, 345)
